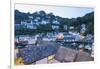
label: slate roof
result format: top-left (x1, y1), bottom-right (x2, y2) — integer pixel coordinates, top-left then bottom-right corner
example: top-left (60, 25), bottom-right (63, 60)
top-left (17, 43), bottom-right (59, 64)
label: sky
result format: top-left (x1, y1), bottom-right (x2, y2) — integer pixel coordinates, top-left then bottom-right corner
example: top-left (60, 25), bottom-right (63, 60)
top-left (15, 4), bottom-right (94, 18)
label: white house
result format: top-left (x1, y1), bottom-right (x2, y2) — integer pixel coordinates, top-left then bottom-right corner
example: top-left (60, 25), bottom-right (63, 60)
top-left (52, 20), bottom-right (60, 30)
top-left (41, 20), bottom-right (48, 24)
top-left (80, 24), bottom-right (86, 34)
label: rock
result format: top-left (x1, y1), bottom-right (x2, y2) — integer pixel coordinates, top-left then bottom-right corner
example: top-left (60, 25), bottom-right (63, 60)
top-left (75, 51), bottom-right (93, 62)
top-left (63, 48), bottom-right (78, 62)
top-left (36, 58), bottom-right (48, 64)
top-left (55, 46), bottom-right (77, 62)
top-left (54, 46), bottom-right (66, 62)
